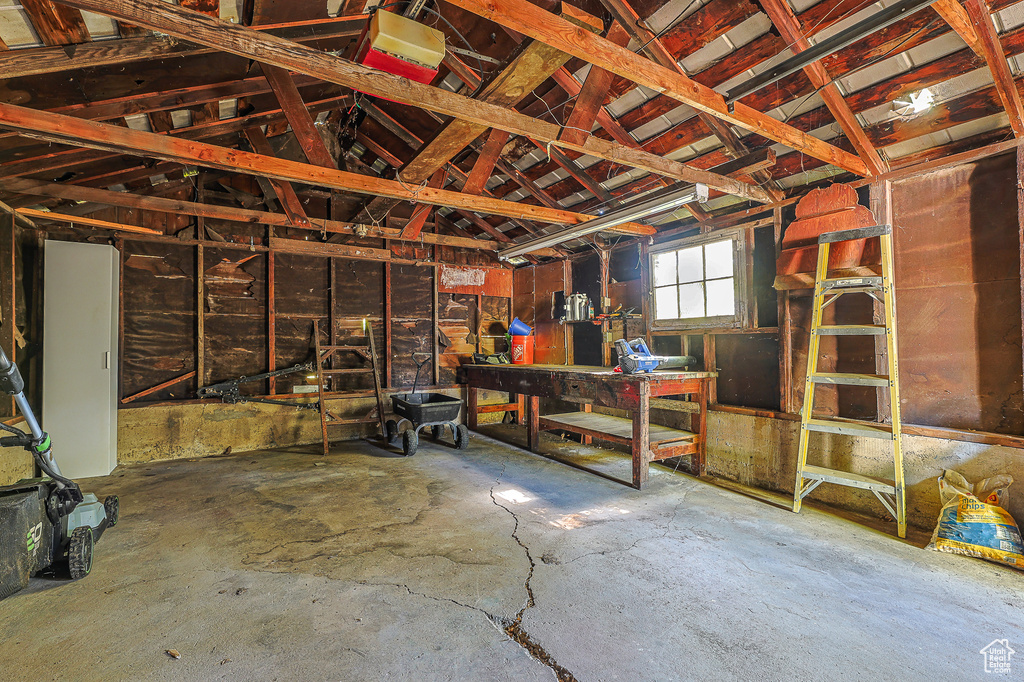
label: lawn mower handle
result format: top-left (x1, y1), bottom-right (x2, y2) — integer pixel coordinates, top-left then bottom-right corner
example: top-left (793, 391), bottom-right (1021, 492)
top-left (0, 342), bottom-right (81, 506)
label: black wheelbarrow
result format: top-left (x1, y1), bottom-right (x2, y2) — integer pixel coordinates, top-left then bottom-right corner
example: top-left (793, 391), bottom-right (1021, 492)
top-left (386, 353), bottom-right (468, 456)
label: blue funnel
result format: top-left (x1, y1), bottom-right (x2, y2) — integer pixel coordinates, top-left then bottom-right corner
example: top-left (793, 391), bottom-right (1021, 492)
top-left (509, 317), bottom-right (533, 336)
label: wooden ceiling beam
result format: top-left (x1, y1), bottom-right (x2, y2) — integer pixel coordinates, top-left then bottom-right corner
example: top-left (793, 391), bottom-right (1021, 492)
top-left (609, 0), bottom-right (935, 147)
top-left (931, 0), bottom-right (983, 55)
top-left (259, 64), bottom-right (339, 169)
top-left (54, 0), bottom-right (771, 203)
top-left (20, 0), bottom-right (91, 46)
top-left (757, 0), bottom-right (888, 174)
top-left (493, 158), bottom-right (563, 210)
top-left (598, 0), bottom-right (779, 187)
top-left (462, 129), bottom-right (510, 196)
top-left (446, 0), bottom-right (867, 176)
top-left (0, 103), bottom-right (655, 235)
top-left (1, 90), bottom-right (350, 180)
top-left (607, 0), bottom-right (762, 102)
top-left (359, 101), bottom-right (568, 243)
top-left (0, 177), bottom-right (506, 252)
top-left (532, 141), bottom-right (619, 207)
top-left (243, 126), bottom-right (311, 227)
top-left (550, 68), bottom-right (638, 147)
top-left (963, 0), bottom-right (1024, 136)
top-left (400, 169), bottom-right (448, 239)
top-left (0, 15), bottom-right (365, 79)
top-left (560, 22), bottom-right (632, 147)
top-left (533, 14), bottom-right (1024, 204)
top-left (356, 106), bottom-right (542, 241)
top-left (0, 74), bottom-right (324, 145)
top-left (18, 207), bottom-right (160, 235)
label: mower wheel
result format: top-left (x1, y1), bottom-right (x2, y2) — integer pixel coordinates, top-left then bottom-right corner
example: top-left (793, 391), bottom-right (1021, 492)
top-left (402, 429), bottom-right (418, 457)
top-left (104, 495), bottom-right (119, 527)
top-left (385, 419), bottom-right (399, 443)
top-left (431, 424), bottom-right (444, 440)
top-left (67, 526), bottom-right (94, 580)
top-left (455, 424), bottom-right (469, 450)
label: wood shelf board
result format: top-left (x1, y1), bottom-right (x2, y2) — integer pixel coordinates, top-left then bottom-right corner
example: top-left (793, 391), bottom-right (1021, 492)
top-left (540, 411), bottom-right (696, 446)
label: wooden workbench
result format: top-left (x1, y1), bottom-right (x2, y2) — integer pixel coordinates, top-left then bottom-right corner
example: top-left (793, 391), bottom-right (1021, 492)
top-left (457, 364), bottom-right (716, 489)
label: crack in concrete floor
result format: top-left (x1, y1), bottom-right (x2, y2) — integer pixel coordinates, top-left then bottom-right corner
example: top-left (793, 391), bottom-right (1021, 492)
top-left (488, 460), bottom-right (578, 682)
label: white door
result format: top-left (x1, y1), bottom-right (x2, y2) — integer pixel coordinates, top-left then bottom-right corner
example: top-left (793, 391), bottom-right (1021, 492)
top-left (43, 241), bottom-right (118, 478)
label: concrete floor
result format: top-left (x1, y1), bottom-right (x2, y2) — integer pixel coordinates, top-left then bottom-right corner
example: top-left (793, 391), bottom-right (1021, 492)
top-left (1, 426), bottom-right (1022, 681)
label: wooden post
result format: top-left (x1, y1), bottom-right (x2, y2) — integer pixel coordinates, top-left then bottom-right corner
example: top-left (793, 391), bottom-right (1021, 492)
top-left (599, 246), bottom-right (611, 366)
top-left (745, 228), bottom-right (757, 328)
top-left (268, 250), bottom-right (276, 394)
top-left (329, 193), bottom-right (339, 350)
top-left (640, 239), bottom-right (653, 347)
top-left (704, 333), bottom-right (717, 405)
top-left (630, 381), bottom-right (651, 489)
top-left (384, 261), bottom-right (392, 388)
top-left (196, 244), bottom-right (205, 387)
top-left (0, 213), bottom-right (14, 417)
top-left (870, 179), bottom-right (893, 422)
top-left (1020, 145), bottom-right (1024, 392)
top-left (775, 206), bottom-right (792, 413)
top-left (193, 180), bottom-right (211, 389)
top-left (116, 237), bottom-right (125, 403)
top-left (467, 386), bottom-right (478, 430)
top-left (526, 395), bottom-right (540, 452)
top-left (696, 380), bottom-right (708, 477)
top-left (475, 293), bottom-right (483, 355)
top-left (563, 258), bottom-right (574, 365)
top-left (432, 267), bottom-right (439, 386)
top-left (581, 402), bottom-right (592, 444)
top-left (329, 257), bottom-right (337, 347)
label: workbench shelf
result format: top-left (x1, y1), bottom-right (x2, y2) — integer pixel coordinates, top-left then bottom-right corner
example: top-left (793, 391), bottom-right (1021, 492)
top-left (540, 411), bottom-right (698, 461)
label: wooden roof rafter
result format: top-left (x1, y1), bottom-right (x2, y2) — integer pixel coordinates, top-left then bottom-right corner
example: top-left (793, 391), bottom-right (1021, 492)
top-left (757, 0), bottom-right (889, 175)
top-left (19, 0), bottom-right (91, 46)
top-left (52, 0), bottom-right (773, 203)
top-left (353, 3), bottom-right (603, 225)
top-left (963, 0), bottom-right (1024, 136)
top-left (0, 177), bottom-right (540, 253)
top-left (598, 0), bottom-right (784, 191)
top-left (444, 0), bottom-right (869, 176)
top-left (522, 4), bottom-right (1024, 208)
top-left (0, 102), bottom-right (662, 235)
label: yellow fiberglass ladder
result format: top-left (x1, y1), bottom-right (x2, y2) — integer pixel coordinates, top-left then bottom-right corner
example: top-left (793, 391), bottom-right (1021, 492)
top-left (792, 224), bottom-right (906, 538)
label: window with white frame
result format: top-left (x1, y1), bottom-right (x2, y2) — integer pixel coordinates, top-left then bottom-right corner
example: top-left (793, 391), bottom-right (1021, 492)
top-left (651, 236), bottom-right (741, 327)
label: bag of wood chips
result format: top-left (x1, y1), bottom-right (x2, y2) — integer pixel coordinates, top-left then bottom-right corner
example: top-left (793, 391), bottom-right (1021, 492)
top-left (927, 469), bottom-right (1024, 570)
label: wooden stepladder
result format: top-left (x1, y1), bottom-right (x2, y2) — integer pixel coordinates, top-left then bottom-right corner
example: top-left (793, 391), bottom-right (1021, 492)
top-left (312, 319), bottom-right (387, 455)
top-left (793, 224), bottom-right (906, 538)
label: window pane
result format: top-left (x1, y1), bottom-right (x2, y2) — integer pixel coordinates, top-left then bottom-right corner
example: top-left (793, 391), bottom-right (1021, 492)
top-left (653, 252), bottom-right (677, 287)
top-left (676, 246), bottom-right (703, 283)
top-left (677, 282), bottom-right (704, 319)
top-left (706, 278), bottom-right (735, 317)
top-left (704, 239), bottom-right (734, 279)
top-left (654, 286), bottom-right (678, 320)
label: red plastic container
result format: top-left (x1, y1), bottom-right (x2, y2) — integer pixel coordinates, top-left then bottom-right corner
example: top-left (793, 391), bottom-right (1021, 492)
top-left (511, 335), bottom-right (534, 365)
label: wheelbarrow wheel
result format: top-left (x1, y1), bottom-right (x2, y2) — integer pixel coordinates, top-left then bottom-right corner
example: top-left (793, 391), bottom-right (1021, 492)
top-left (431, 424), bottom-right (444, 440)
top-left (402, 429), bottom-right (418, 457)
top-left (385, 419), bottom-right (399, 443)
top-left (455, 424), bottom-right (469, 450)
